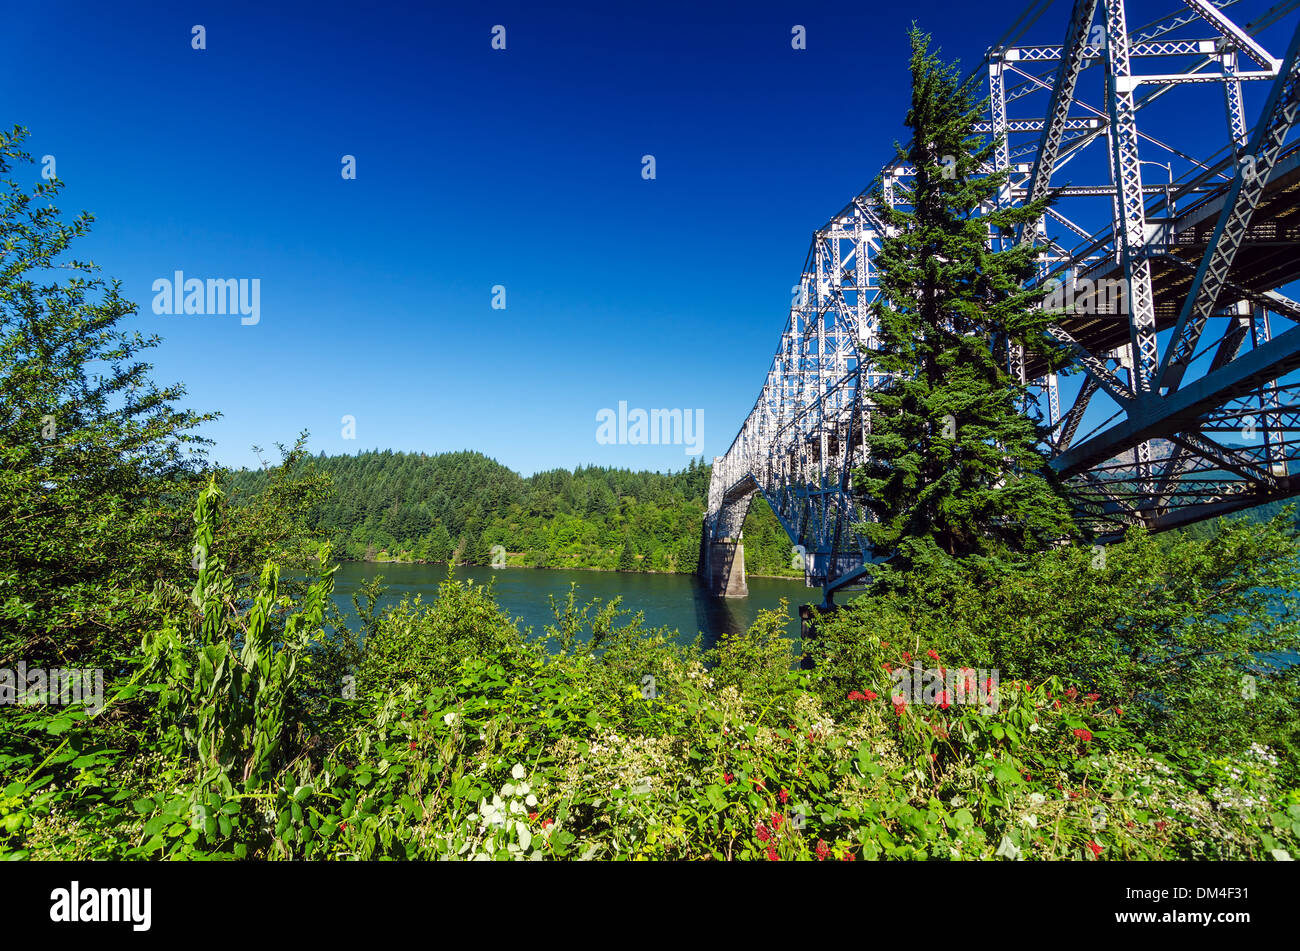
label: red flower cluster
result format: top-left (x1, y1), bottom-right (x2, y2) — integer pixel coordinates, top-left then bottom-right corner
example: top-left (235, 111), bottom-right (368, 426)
top-left (927, 649), bottom-right (939, 661)
top-left (892, 696), bottom-right (907, 717)
top-left (902, 651), bottom-right (912, 663)
top-left (779, 788), bottom-right (789, 804)
top-left (723, 772), bottom-right (734, 785)
top-left (755, 821), bottom-right (770, 842)
top-left (1073, 728), bottom-right (1093, 743)
top-left (408, 740), bottom-right (417, 750)
top-left (1087, 841), bottom-right (1103, 857)
top-left (847, 689), bottom-right (878, 702)
top-left (766, 845), bottom-right (779, 861)
top-left (816, 839), bottom-right (830, 861)
top-left (1084, 693), bottom-right (1100, 704)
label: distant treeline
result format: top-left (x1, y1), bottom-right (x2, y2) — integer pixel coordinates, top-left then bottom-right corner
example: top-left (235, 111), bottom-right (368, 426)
top-left (224, 450), bottom-right (803, 578)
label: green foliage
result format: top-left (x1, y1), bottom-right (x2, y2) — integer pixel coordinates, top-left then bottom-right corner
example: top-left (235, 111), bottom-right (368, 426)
top-left (147, 478), bottom-right (338, 790)
top-left (357, 571), bottom-right (522, 694)
top-left (617, 538), bottom-right (636, 572)
top-left (706, 600), bottom-right (800, 707)
top-left (218, 433), bottom-right (334, 573)
top-left (807, 510), bottom-right (1300, 783)
top-left (5, 485), bottom-right (1296, 861)
top-left (0, 126), bottom-right (217, 673)
top-left (225, 449), bottom-right (800, 579)
top-left (854, 32), bottom-right (1077, 571)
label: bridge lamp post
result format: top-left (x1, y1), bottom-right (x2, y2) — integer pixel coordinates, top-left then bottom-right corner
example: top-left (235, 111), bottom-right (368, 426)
top-left (1139, 160), bottom-right (1175, 223)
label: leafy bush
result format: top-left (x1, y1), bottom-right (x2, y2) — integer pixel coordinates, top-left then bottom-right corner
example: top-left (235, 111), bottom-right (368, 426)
top-left (4, 487), bottom-right (1297, 861)
top-left (807, 511), bottom-right (1300, 783)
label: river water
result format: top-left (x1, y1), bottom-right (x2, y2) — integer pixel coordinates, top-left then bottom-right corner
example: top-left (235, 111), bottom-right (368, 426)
top-left (328, 562), bottom-right (813, 650)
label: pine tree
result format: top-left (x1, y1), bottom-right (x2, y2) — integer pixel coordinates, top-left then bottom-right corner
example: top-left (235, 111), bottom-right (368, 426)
top-left (854, 30), bottom-right (1078, 573)
top-left (428, 523), bottom-right (454, 564)
top-left (617, 538), bottom-right (636, 572)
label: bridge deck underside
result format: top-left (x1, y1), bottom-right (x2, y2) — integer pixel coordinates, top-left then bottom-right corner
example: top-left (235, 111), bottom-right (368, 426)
top-left (1026, 157), bottom-right (1300, 381)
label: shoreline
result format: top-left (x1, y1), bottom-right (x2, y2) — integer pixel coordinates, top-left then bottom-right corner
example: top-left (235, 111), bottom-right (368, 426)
top-left (341, 555), bottom-right (804, 582)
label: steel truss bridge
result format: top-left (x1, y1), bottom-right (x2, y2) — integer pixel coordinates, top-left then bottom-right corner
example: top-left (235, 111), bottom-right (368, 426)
top-left (701, 0), bottom-right (1300, 602)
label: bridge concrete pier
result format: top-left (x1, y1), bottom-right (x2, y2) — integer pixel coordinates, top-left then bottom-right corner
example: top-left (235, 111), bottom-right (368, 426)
top-left (701, 533), bottom-right (748, 599)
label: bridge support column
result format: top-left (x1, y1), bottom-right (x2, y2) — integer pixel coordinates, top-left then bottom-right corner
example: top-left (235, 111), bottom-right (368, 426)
top-left (703, 535), bottom-right (748, 599)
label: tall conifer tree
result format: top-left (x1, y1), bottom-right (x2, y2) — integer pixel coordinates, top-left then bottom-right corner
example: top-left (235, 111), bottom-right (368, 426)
top-left (855, 30), bottom-right (1078, 572)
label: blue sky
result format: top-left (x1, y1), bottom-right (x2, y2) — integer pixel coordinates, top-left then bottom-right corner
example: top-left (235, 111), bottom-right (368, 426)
top-left (6, 0), bottom-right (1293, 474)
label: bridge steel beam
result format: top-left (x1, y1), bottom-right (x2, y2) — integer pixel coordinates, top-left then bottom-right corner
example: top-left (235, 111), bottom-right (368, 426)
top-left (1156, 19), bottom-right (1300, 393)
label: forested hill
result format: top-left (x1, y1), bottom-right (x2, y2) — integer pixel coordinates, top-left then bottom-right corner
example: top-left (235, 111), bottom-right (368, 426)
top-left (225, 450), bottom-right (801, 577)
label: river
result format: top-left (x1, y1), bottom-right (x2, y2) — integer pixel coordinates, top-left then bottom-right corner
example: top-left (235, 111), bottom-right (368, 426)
top-left (328, 562), bottom-right (813, 650)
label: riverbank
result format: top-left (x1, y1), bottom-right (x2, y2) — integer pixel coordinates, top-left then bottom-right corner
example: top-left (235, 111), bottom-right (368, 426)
top-left (348, 552), bottom-right (804, 582)
top-left (325, 560), bottom-right (814, 645)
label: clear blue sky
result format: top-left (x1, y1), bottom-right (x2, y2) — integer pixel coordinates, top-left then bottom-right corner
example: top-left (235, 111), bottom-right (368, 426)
top-left (6, 0), bottom-right (1289, 474)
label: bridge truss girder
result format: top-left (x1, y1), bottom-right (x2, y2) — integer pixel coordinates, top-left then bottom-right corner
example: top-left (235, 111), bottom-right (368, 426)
top-left (706, 0), bottom-right (1300, 596)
